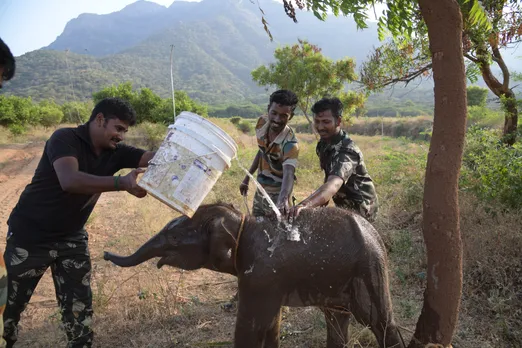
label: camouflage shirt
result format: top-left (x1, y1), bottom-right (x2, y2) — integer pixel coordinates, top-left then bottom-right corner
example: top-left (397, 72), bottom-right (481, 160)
top-left (316, 130), bottom-right (378, 210)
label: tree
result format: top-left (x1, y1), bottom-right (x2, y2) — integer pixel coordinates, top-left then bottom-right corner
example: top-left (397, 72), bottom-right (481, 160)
top-left (467, 86), bottom-right (489, 107)
top-left (92, 82), bottom-right (208, 124)
top-left (251, 39), bottom-right (366, 133)
top-left (261, 0), bottom-right (474, 346)
top-left (359, 0), bottom-right (520, 145)
top-left (38, 100), bottom-right (64, 128)
top-left (0, 96), bottom-right (38, 127)
top-left (62, 101), bottom-right (93, 124)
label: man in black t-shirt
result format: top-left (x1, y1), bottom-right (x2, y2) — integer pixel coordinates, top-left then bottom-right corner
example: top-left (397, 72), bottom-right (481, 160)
top-left (3, 97), bottom-right (155, 348)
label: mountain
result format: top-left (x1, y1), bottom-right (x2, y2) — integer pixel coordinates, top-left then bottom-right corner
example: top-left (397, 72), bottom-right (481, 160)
top-left (4, 0), bottom-right (519, 106)
top-left (5, 0), bottom-right (384, 104)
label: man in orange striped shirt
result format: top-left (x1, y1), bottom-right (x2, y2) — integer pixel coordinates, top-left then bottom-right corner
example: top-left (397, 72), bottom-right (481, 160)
top-left (240, 90), bottom-right (299, 217)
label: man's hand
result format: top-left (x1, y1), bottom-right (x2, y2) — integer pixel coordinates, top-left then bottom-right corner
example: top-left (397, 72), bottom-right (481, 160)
top-left (121, 168), bottom-right (148, 198)
top-left (239, 177), bottom-right (249, 196)
top-left (277, 200), bottom-right (290, 217)
top-left (265, 199), bottom-right (290, 221)
top-left (287, 204), bottom-right (305, 223)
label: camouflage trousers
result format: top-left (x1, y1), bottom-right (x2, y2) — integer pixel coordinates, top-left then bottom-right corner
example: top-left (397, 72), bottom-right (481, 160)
top-left (3, 230), bottom-right (93, 348)
top-left (252, 189), bottom-right (282, 217)
top-left (0, 250), bottom-right (6, 348)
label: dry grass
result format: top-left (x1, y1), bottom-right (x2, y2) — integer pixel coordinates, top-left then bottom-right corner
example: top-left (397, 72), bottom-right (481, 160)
top-left (0, 124), bottom-right (74, 145)
top-left (1, 117), bottom-right (521, 347)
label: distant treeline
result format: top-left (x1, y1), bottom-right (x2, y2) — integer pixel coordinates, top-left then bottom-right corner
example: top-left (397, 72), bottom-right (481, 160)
top-left (208, 103), bottom-right (265, 118)
top-left (0, 82), bottom-right (207, 134)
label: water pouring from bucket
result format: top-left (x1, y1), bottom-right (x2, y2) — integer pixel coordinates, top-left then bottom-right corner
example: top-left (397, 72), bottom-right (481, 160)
top-left (137, 111), bottom-right (283, 220)
top-left (137, 111), bottom-right (239, 217)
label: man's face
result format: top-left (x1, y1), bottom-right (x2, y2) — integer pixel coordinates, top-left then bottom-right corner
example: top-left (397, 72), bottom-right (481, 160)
top-left (268, 102), bottom-right (293, 134)
top-left (314, 109), bottom-right (341, 141)
top-left (92, 113), bottom-right (129, 150)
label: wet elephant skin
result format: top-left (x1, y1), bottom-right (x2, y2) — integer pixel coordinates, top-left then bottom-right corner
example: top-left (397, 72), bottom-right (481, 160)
top-left (104, 203), bottom-right (404, 348)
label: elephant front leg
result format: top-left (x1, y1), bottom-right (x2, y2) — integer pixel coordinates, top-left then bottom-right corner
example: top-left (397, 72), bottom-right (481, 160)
top-left (234, 291), bottom-right (282, 348)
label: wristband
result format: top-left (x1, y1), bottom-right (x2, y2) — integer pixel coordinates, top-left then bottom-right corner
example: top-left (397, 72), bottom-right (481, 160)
top-left (114, 175), bottom-right (121, 191)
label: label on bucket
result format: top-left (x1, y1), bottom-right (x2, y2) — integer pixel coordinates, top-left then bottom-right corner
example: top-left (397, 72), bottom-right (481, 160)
top-left (173, 159), bottom-right (219, 207)
top-left (139, 137), bottom-right (223, 216)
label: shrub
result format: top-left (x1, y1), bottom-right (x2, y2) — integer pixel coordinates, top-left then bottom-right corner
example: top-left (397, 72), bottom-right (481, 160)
top-left (230, 116), bottom-right (241, 125)
top-left (129, 122), bottom-right (167, 151)
top-left (39, 101), bottom-right (64, 128)
top-left (460, 126), bottom-right (522, 209)
top-left (237, 121), bottom-right (253, 134)
top-left (8, 124), bottom-right (25, 136)
top-left (62, 101), bottom-right (92, 124)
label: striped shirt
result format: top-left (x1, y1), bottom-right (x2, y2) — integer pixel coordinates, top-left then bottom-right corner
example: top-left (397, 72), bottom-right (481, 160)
top-left (255, 115), bottom-right (299, 193)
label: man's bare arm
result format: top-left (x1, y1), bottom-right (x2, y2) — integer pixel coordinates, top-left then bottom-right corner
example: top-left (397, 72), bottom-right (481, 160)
top-left (54, 157), bottom-right (146, 197)
top-left (297, 175), bottom-right (344, 209)
top-left (277, 164), bottom-right (295, 204)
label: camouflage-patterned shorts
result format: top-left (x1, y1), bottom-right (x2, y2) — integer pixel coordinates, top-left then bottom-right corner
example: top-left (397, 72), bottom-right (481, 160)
top-left (252, 189), bottom-right (282, 217)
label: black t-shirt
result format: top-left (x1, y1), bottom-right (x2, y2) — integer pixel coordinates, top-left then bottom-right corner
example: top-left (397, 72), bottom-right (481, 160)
top-left (7, 124), bottom-right (145, 243)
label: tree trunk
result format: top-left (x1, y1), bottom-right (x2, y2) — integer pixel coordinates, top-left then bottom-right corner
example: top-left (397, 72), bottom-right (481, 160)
top-left (501, 94), bottom-right (518, 145)
top-left (409, 0), bottom-right (465, 347)
top-left (476, 47), bottom-right (518, 145)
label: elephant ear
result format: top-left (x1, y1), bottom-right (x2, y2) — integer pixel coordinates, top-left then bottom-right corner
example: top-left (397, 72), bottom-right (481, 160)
top-left (208, 217), bottom-right (237, 273)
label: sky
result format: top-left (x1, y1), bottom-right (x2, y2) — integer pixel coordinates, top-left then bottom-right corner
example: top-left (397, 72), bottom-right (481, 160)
top-left (0, 0), bottom-right (196, 56)
top-left (0, 0), bottom-right (384, 57)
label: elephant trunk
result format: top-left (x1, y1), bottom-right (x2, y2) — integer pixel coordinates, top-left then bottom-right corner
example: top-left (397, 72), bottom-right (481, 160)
top-left (104, 233), bottom-right (166, 267)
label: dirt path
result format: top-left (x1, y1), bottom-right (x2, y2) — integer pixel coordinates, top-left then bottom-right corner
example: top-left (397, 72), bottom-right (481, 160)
top-left (0, 142), bottom-right (44, 241)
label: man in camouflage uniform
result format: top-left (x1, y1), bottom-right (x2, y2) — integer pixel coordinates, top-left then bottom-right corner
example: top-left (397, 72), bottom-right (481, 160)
top-left (240, 89), bottom-right (299, 217)
top-left (288, 97), bottom-right (378, 222)
top-left (0, 37), bottom-right (17, 348)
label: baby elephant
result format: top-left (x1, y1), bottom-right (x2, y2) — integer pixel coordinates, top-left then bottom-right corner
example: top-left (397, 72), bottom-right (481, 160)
top-left (104, 202), bottom-right (404, 348)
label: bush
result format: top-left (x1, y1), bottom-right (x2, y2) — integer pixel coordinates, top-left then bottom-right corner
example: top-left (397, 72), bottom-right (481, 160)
top-left (461, 126), bottom-right (522, 209)
top-left (38, 101), bottom-right (64, 128)
top-left (128, 122), bottom-right (167, 151)
top-left (467, 106), bottom-right (504, 128)
top-left (467, 85), bottom-right (489, 107)
top-left (230, 116), bottom-right (241, 125)
top-left (8, 124), bottom-right (26, 136)
top-left (237, 121), bottom-right (253, 134)
top-left (62, 101), bottom-right (92, 124)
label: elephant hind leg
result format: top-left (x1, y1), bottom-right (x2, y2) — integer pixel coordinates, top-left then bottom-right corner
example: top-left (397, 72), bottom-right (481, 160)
top-left (350, 277), bottom-right (404, 348)
top-left (322, 308), bottom-right (350, 348)
top-left (263, 307), bottom-right (282, 348)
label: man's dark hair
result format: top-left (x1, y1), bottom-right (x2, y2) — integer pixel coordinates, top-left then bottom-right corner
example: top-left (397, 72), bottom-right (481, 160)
top-left (89, 97), bottom-right (137, 126)
top-left (268, 89), bottom-right (299, 114)
top-left (311, 97), bottom-right (344, 119)
top-left (0, 38), bottom-right (16, 83)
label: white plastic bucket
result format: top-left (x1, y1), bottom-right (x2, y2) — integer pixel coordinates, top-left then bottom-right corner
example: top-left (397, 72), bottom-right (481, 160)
top-left (138, 111), bottom-right (238, 217)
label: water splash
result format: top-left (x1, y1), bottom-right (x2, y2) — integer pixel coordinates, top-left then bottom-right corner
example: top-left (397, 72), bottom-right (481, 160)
top-left (235, 158), bottom-right (281, 221)
top-left (287, 226), bottom-right (301, 242)
top-left (234, 157), bottom-right (302, 246)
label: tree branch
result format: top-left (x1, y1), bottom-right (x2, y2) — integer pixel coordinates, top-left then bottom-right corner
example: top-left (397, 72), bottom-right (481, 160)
top-left (490, 43), bottom-right (511, 90)
top-left (464, 53), bottom-right (480, 63)
top-left (380, 63), bottom-right (433, 88)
